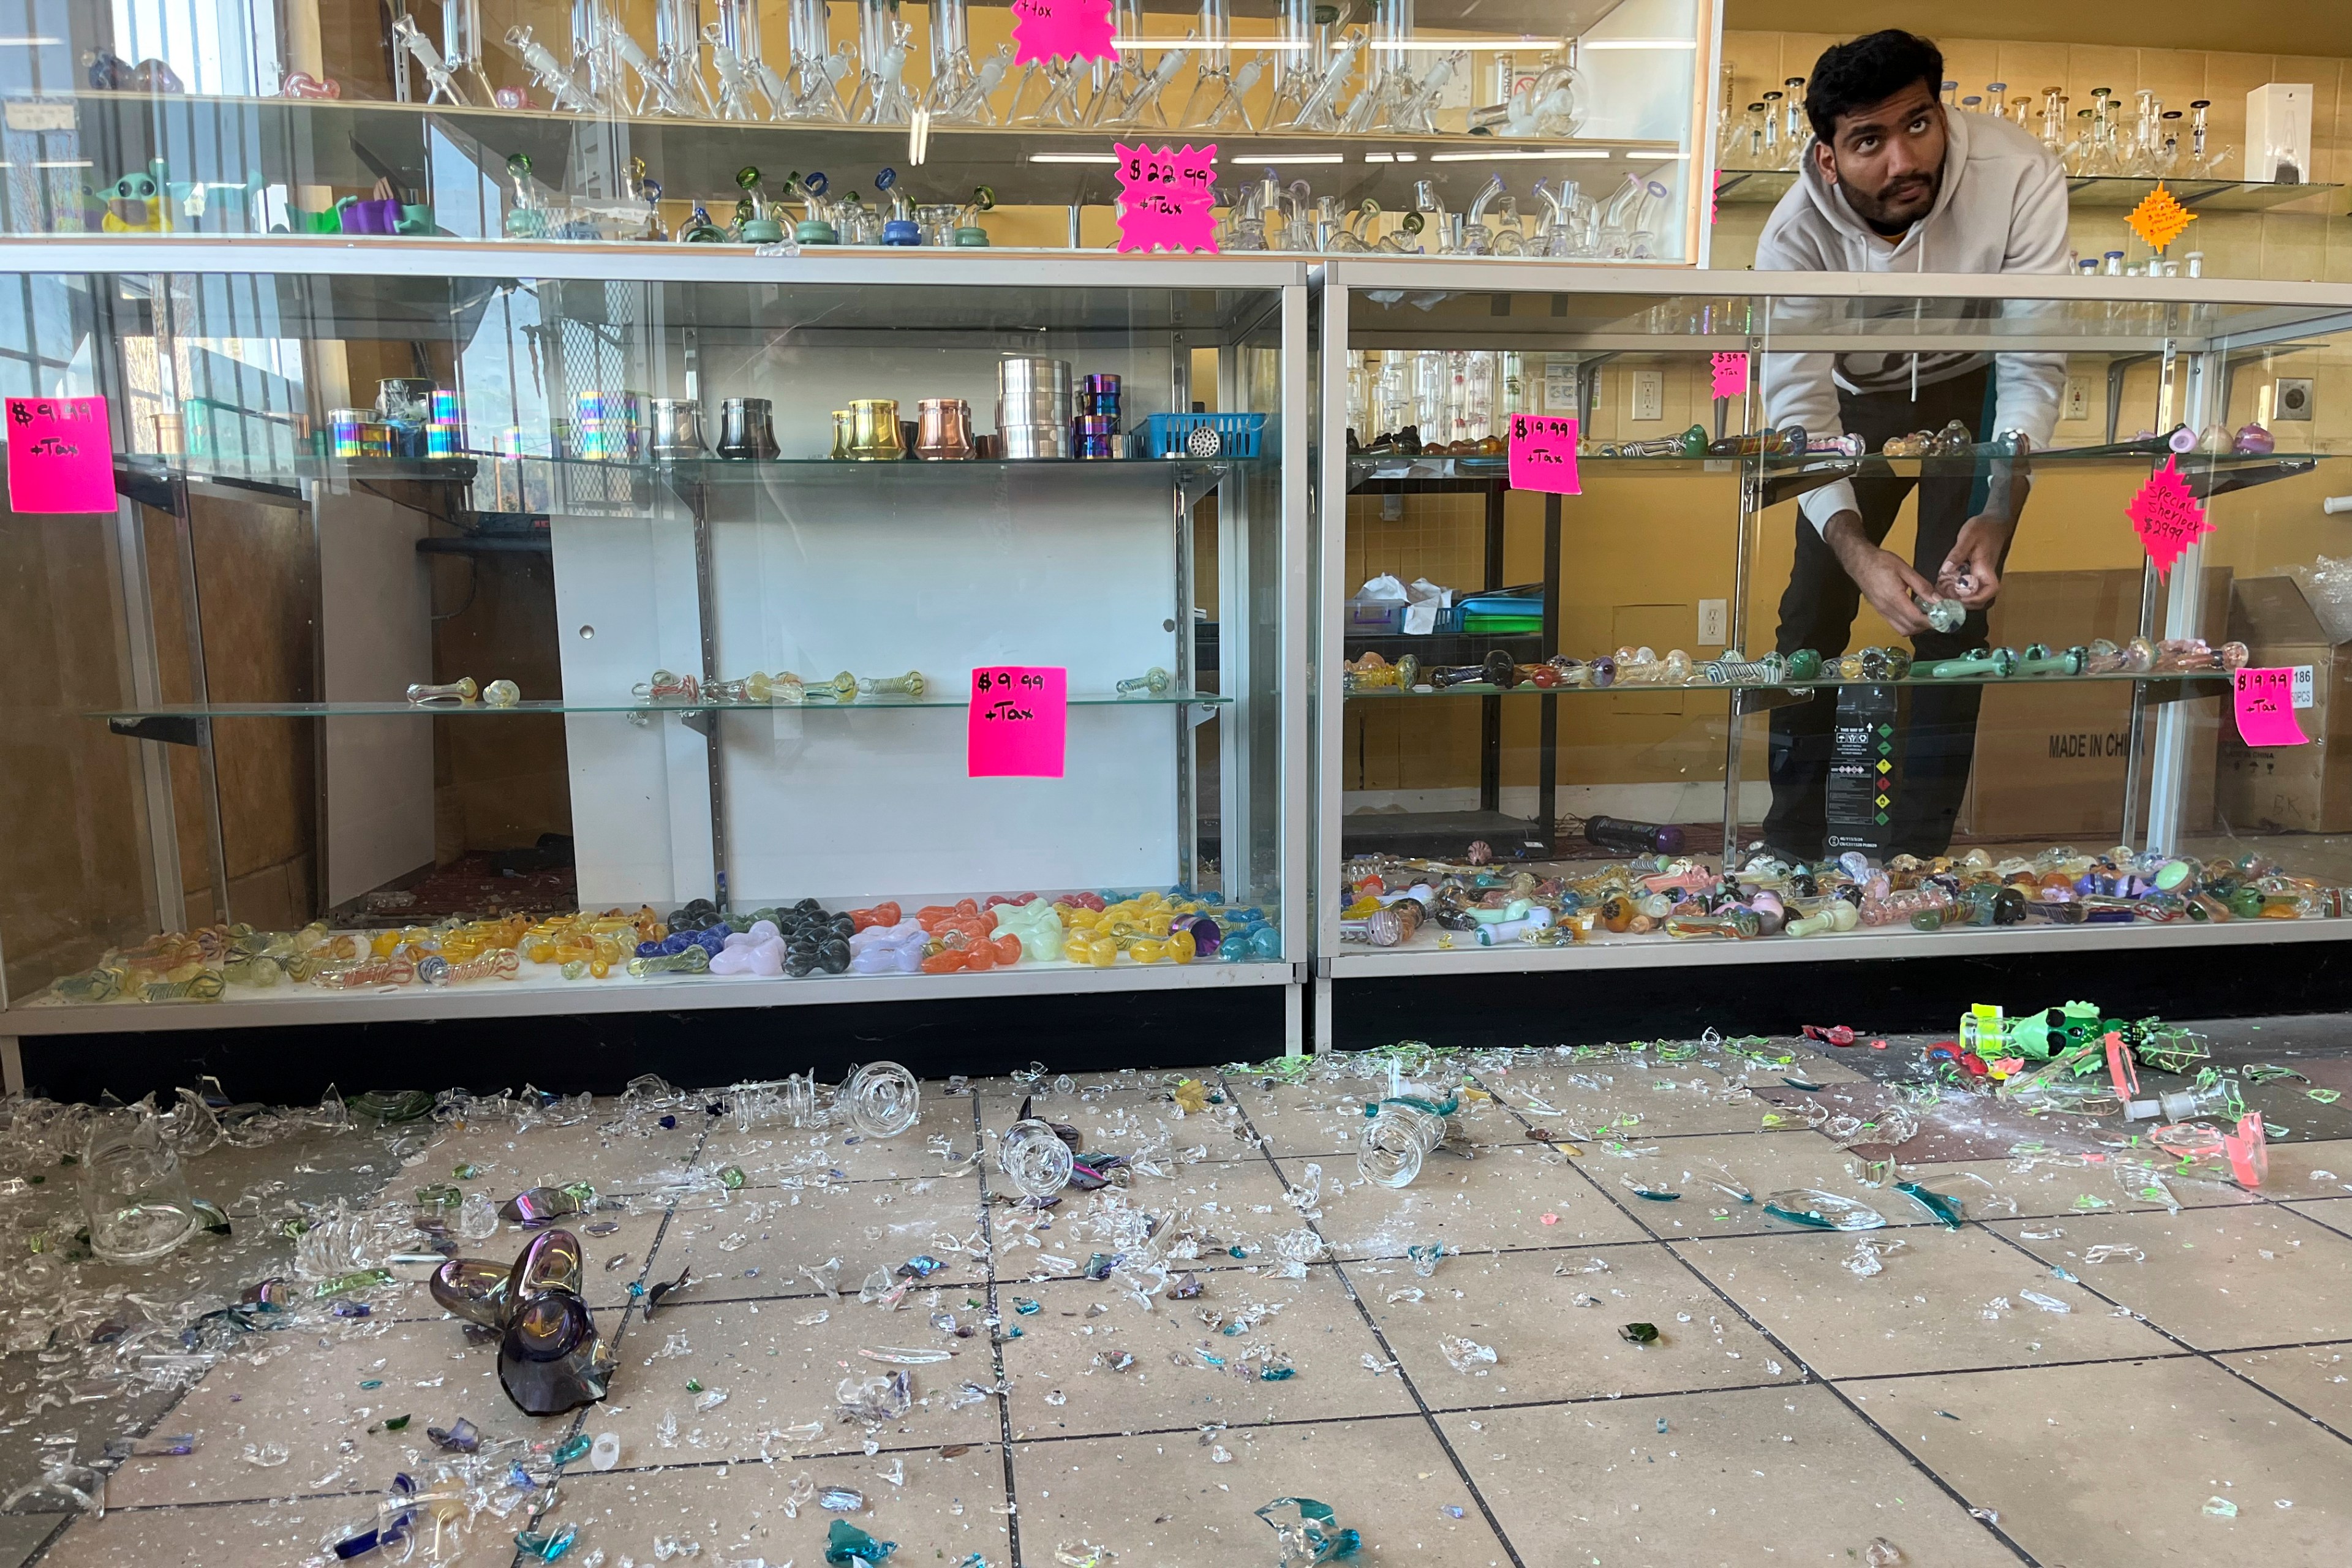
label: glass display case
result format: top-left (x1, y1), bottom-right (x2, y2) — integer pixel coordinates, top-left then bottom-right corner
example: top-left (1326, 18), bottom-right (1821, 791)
top-left (1313, 260), bottom-right (2352, 1044)
top-left (0, 244), bottom-right (1308, 1038)
top-left (0, 0), bottom-right (1713, 262)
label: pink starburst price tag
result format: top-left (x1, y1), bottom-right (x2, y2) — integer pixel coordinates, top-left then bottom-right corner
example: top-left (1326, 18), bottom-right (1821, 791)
top-left (1010, 0), bottom-right (1115, 66)
top-left (2127, 455), bottom-right (2212, 578)
top-left (1114, 143), bottom-right (1218, 254)
top-left (1709, 351), bottom-right (1749, 402)
top-left (1507, 413), bottom-right (1581, 496)
top-left (2233, 666), bottom-right (2309, 748)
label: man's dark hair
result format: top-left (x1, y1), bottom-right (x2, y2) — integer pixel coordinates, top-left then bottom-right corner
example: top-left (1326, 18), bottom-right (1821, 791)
top-left (1804, 29), bottom-right (1944, 142)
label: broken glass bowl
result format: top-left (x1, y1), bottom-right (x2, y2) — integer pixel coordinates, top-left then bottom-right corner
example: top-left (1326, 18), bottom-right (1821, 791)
top-left (1357, 1098), bottom-right (1450, 1188)
top-left (843, 1061), bottom-right (921, 1139)
top-left (80, 1107), bottom-right (202, 1264)
top-left (1761, 1189), bottom-right (1888, 1230)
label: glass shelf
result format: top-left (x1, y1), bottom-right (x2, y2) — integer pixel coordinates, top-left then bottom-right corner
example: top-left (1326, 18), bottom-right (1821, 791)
top-left (1713, 167), bottom-right (2342, 213)
top-left (1343, 669), bottom-right (2231, 699)
top-left (1348, 451), bottom-right (2323, 481)
top-left (50, 88), bottom-right (1686, 226)
top-left (130, 452), bottom-right (1264, 486)
top-left (96, 692), bottom-right (1229, 721)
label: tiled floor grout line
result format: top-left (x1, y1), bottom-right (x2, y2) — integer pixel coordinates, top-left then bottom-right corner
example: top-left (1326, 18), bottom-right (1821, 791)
top-left (1216, 1069), bottom-right (1532, 1568)
top-left (1463, 1067), bottom-right (2047, 1568)
top-left (968, 1093), bottom-right (1025, 1568)
top-left (1973, 1220), bottom-right (2352, 1450)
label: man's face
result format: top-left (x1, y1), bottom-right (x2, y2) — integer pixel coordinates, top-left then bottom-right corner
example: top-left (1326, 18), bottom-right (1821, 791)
top-left (1814, 80), bottom-right (1947, 233)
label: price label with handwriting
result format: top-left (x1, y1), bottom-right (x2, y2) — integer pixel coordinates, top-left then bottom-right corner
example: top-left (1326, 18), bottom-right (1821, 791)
top-left (1010, 0), bottom-right (1115, 66)
top-left (1507, 413), bottom-right (1581, 495)
top-left (969, 666), bottom-right (1068, 777)
top-left (7, 396), bottom-right (116, 514)
top-left (1114, 142), bottom-right (1218, 254)
top-left (2234, 666), bottom-right (2309, 748)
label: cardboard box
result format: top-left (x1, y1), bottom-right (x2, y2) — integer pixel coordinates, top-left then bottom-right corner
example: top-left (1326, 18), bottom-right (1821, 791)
top-left (1959, 567), bottom-right (2226, 842)
top-left (2217, 576), bottom-right (2348, 832)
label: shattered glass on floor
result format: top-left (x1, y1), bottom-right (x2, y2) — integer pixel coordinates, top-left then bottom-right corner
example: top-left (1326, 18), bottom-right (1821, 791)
top-left (6, 1027), bottom-right (2352, 1567)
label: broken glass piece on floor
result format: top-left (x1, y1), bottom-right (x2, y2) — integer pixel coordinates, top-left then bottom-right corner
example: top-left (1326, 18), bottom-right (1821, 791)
top-left (1406, 1244), bottom-right (1446, 1277)
top-left (2017, 1289), bottom-right (2072, 1314)
top-left (1623, 1178), bottom-right (1681, 1201)
top-left (1254, 1496), bottom-right (1360, 1566)
top-left (590, 1432), bottom-right (621, 1470)
top-left (241, 1442), bottom-right (291, 1468)
top-left (1438, 1336), bottom-right (1497, 1372)
top-left (1762, 1190), bottom-right (1887, 1231)
top-left (427, 1418), bottom-right (481, 1453)
top-left (2203, 1497), bottom-right (2237, 1518)
top-left (1895, 1182), bottom-right (1964, 1229)
top-left (644, 1266), bottom-right (695, 1317)
top-left (2083, 1245), bottom-right (2145, 1264)
top-left (1619, 1322), bottom-right (1660, 1345)
top-left (820, 1486), bottom-right (867, 1512)
top-left (1845, 1237), bottom-right (1907, 1278)
top-left (824, 1520), bottom-right (897, 1564)
top-left (516, 1524), bottom-right (578, 1561)
top-left (105, 1433), bottom-right (194, 1458)
top-left (1864, 1540), bottom-right (1902, 1566)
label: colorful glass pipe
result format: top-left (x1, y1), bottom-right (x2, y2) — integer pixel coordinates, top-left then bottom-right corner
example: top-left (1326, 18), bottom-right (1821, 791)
top-left (1116, 667), bottom-right (1172, 697)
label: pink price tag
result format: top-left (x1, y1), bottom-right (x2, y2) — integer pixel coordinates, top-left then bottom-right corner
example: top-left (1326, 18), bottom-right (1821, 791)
top-left (2233, 666), bottom-right (2309, 748)
top-left (1010, 0), bottom-right (1116, 66)
top-left (1114, 143), bottom-right (1218, 254)
top-left (2127, 454), bottom-right (2212, 579)
top-left (968, 666), bottom-right (1068, 778)
top-left (1506, 413), bottom-right (1581, 495)
top-left (1709, 351), bottom-right (1749, 402)
top-left (7, 396), bottom-right (116, 514)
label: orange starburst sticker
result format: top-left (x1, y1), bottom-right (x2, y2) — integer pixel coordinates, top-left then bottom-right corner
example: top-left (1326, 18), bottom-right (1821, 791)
top-left (2127, 183), bottom-right (2198, 252)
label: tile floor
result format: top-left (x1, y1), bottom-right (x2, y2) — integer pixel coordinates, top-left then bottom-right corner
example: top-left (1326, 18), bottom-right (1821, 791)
top-left (12, 1036), bottom-right (2352, 1567)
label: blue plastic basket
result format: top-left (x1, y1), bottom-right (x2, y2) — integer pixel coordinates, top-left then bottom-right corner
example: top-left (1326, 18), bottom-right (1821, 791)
top-left (1131, 412), bottom-right (1267, 459)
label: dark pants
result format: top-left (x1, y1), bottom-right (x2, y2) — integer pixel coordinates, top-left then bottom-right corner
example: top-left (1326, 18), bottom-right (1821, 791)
top-left (1765, 367), bottom-right (2003, 862)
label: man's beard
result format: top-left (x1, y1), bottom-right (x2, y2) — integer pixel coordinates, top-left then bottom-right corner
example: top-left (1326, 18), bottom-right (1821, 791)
top-left (1845, 172), bottom-right (1939, 235)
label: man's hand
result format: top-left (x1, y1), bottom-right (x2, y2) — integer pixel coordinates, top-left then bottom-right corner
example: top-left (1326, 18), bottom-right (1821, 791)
top-left (1936, 513), bottom-right (2015, 609)
top-left (1822, 512), bottom-right (1934, 635)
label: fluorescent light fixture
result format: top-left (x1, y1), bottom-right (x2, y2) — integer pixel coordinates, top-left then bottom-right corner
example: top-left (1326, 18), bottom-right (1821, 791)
top-left (0, 36), bottom-right (62, 47)
top-left (1113, 37), bottom-right (1235, 49)
top-left (907, 107), bottom-right (931, 165)
top-left (1428, 149), bottom-right (1609, 162)
top-left (34, 158), bottom-right (91, 168)
top-left (1367, 38), bottom-right (1564, 50)
top-left (1231, 152), bottom-right (1345, 164)
top-left (1028, 153), bottom-right (1120, 164)
top-left (1581, 38), bottom-right (1698, 50)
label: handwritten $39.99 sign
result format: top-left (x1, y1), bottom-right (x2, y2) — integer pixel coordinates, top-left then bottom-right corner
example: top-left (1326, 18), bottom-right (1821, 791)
top-left (1506, 413), bottom-right (1581, 495)
top-left (1114, 142), bottom-right (1217, 254)
top-left (968, 666), bottom-right (1069, 778)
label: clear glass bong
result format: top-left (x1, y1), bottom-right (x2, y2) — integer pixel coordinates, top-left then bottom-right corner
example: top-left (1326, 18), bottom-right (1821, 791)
top-left (1175, 0), bottom-right (1261, 130)
top-left (850, 0), bottom-right (916, 124)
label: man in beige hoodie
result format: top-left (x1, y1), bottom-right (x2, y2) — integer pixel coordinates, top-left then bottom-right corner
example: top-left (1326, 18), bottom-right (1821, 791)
top-left (1755, 28), bottom-right (2071, 861)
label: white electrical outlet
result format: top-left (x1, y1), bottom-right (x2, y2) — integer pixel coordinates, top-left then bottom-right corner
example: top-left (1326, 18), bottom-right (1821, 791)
top-left (1697, 598), bottom-right (1727, 643)
top-left (1631, 370), bottom-right (1665, 423)
top-left (2062, 379), bottom-right (2090, 421)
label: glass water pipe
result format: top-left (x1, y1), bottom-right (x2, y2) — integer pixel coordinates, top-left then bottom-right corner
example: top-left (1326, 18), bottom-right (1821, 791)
top-left (393, 13), bottom-right (468, 105)
top-left (850, 0), bottom-right (915, 124)
top-left (780, 0), bottom-right (853, 119)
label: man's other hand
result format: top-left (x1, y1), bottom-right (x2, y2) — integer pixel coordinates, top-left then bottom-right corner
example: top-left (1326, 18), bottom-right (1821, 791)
top-left (1822, 512), bottom-right (1934, 635)
top-left (1935, 513), bottom-right (2014, 609)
